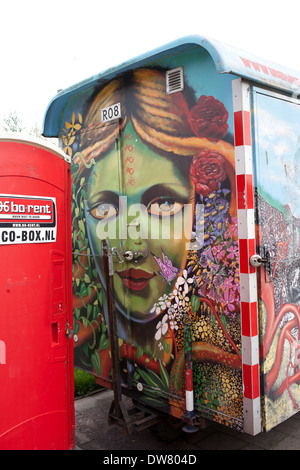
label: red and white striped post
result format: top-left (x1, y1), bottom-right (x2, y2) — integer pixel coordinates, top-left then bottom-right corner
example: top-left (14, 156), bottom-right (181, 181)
top-left (182, 316), bottom-right (199, 433)
top-left (232, 78), bottom-right (261, 435)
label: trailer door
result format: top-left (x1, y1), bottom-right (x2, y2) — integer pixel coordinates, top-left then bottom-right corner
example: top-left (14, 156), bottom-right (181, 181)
top-left (251, 88), bottom-right (300, 431)
top-left (83, 119), bottom-right (188, 413)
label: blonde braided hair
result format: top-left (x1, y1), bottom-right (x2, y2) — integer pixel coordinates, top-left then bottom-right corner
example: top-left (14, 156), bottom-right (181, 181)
top-left (74, 68), bottom-right (236, 214)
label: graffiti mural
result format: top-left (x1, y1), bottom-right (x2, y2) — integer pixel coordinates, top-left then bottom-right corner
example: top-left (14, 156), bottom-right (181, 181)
top-left (61, 59), bottom-right (245, 430)
top-left (252, 90), bottom-right (300, 430)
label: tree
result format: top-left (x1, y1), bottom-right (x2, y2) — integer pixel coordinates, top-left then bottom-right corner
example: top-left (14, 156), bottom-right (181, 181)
top-left (29, 123), bottom-right (58, 146)
top-left (1, 113), bottom-right (58, 146)
top-left (1, 111), bottom-right (25, 133)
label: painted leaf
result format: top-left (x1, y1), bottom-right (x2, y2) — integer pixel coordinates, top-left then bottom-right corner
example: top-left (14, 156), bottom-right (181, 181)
top-left (159, 360), bottom-right (170, 390)
top-left (191, 294), bottom-right (200, 313)
top-left (91, 351), bottom-right (101, 375)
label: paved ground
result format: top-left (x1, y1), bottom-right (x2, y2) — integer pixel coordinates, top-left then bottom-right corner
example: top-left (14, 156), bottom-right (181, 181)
top-left (75, 389), bottom-right (300, 451)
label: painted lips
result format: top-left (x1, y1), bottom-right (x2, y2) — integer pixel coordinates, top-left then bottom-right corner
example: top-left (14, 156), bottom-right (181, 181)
top-left (116, 268), bottom-right (156, 291)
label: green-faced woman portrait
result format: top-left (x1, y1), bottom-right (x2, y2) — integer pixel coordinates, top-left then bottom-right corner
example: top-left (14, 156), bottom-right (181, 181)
top-left (66, 67), bottom-right (242, 424)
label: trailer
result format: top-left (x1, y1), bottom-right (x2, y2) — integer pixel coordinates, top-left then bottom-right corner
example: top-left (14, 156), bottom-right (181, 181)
top-left (43, 35), bottom-right (300, 436)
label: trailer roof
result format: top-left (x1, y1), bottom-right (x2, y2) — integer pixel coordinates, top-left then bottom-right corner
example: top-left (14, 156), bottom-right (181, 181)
top-left (43, 34), bottom-right (300, 137)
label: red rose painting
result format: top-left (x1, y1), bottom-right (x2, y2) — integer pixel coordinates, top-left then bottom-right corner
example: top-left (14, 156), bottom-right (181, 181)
top-left (190, 149), bottom-right (227, 196)
top-left (189, 95), bottom-right (229, 141)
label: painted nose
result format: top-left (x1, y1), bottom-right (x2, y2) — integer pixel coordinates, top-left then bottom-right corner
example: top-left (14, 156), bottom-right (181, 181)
top-left (125, 217), bottom-right (148, 262)
top-left (124, 240), bottom-right (148, 263)
top-left (132, 249), bottom-right (148, 262)
top-left (123, 250), bottom-right (147, 262)
top-left (123, 242), bottom-right (149, 263)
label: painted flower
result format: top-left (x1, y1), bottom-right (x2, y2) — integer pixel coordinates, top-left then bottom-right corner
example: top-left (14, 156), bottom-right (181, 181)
top-left (224, 217), bottom-right (238, 239)
top-left (155, 314), bottom-right (169, 341)
top-left (212, 244), bottom-right (225, 260)
top-left (203, 231), bottom-right (216, 246)
top-left (223, 290), bottom-right (236, 313)
top-left (168, 307), bottom-right (179, 331)
top-left (150, 293), bottom-right (173, 316)
top-left (173, 289), bottom-right (185, 308)
top-left (222, 276), bottom-right (234, 291)
top-left (175, 269), bottom-right (194, 294)
top-left (190, 150), bottom-right (227, 197)
top-left (214, 218), bottom-right (225, 237)
top-left (227, 244), bottom-right (239, 260)
top-left (188, 95), bottom-right (229, 140)
top-left (150, 304), bottom-right (162, 316)
top-left (213, 273), bottom-right (223, 289)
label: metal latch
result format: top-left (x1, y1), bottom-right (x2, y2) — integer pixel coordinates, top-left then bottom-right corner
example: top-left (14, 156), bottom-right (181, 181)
top-left (101, 240), bottom-right (124, 276)
top-left (65, 323), bottom-right (73, 339)
top-left (250, 251), bottom-right (272, 280)
top-left (112, 247), bottom-right (124, 263)
top-left (250, 254), bottom-right (268, 267)
top-left (123, 251), bottom-right (134, 261)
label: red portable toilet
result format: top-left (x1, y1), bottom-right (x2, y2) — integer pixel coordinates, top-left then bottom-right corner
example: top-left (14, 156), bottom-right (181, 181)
top-left (0, 134), bottom-right (74, 450)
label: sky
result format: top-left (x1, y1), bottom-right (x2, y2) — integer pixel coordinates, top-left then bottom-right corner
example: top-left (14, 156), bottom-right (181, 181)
top-left (1, 0), bottom-right (300, 132)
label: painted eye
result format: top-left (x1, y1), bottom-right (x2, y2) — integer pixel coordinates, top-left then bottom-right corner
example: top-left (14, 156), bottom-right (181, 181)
top-left (148, 199), bottom-right (184, 216)
top-left (89, 203), bottom-right (118, 220)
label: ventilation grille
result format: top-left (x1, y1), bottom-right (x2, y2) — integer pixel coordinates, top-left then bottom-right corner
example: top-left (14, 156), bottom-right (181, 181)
top-left (166, 67), bottom-right (184, 94)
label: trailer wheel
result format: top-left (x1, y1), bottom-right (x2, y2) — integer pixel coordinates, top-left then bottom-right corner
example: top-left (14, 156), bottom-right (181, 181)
top-left (149, 416), bottom-right (185, 442)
